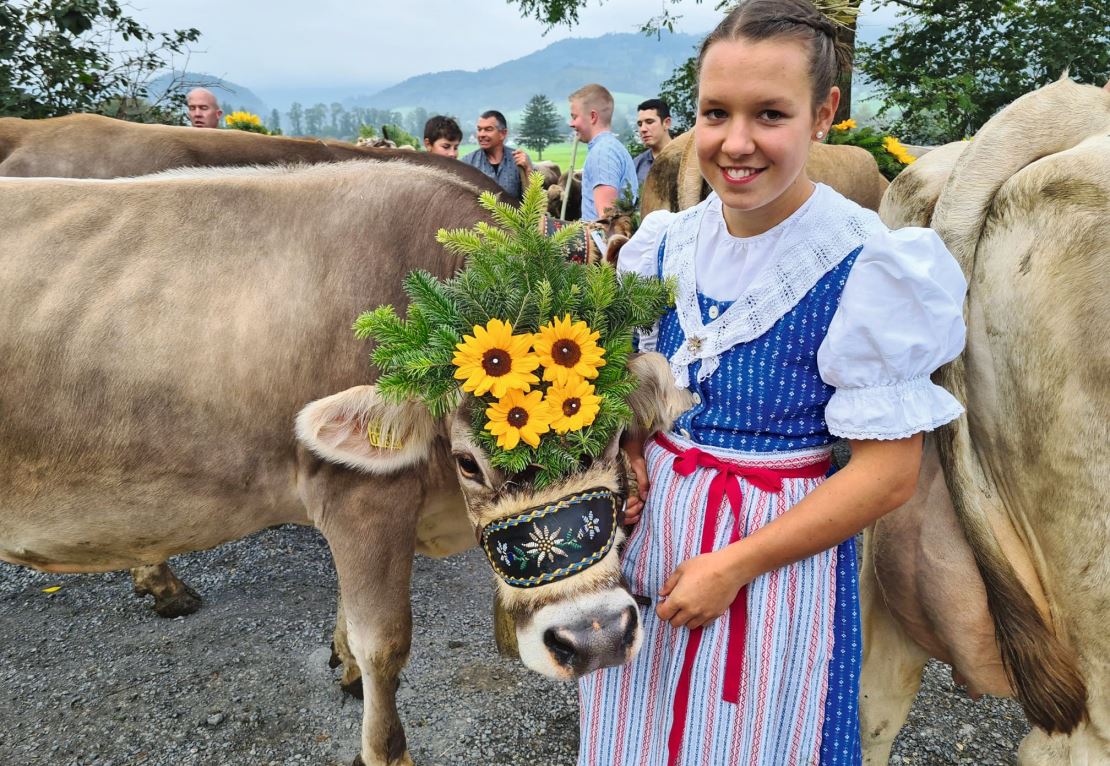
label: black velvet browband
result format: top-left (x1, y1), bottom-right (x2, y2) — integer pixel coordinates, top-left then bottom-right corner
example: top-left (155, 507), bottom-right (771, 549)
top-left (480, 487), bottom-right (621, 588)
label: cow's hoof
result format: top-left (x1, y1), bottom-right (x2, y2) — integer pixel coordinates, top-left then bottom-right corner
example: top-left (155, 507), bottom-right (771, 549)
top-left (340, 676), bottom-right (364, 700)
top-left (151, 584), bottom-right (202, 618)
top-left (328, 641), bottom-right (342, 669)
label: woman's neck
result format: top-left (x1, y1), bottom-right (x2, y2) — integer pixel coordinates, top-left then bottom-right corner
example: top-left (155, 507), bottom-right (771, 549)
top-left (722, 177), bottom-right (816, 238)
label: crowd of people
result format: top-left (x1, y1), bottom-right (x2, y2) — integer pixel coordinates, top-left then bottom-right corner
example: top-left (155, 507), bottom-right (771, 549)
top-left (183, 82), bottom-right (675, 223)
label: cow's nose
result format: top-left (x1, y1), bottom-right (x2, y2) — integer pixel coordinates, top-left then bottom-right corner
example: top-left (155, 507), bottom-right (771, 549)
top-left (543, 604), bottom-right (639, 675)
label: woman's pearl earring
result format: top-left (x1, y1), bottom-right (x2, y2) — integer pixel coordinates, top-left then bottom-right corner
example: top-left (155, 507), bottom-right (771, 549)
top-left (816, 131), bottom-right (824, 139)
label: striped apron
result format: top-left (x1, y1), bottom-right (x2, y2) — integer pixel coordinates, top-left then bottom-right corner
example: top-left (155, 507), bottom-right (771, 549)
top-left (579, 433), bottom-right (838, 766)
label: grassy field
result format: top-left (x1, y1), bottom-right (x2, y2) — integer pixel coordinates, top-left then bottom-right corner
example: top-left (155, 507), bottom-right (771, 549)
top-left (457, 141), bottom-right (589, 172)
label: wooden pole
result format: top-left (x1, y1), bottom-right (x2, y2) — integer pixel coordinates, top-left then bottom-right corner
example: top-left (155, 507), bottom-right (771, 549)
top-left (560, 136), bottom-right (579, 220)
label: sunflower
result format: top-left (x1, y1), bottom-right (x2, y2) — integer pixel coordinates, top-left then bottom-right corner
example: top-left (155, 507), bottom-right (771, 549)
top-left (453, 318), bottom-right (540, 398)
top-left (485, 389), bottom-right (552, 450)
top-left (832, 118), bottom-right (857, 131)
top-left (533, 314), bottom-right (606, 385)
top-left (546, 378), bottom-right (602, 433)
top-left (883, 135), bottom-right (916, 166)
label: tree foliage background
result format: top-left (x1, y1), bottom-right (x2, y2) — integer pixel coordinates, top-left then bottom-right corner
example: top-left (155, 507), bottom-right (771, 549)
top-left (859, 0), bottom-right (1110, 144)
top-left (517, 93), bottom-right (563, 159)
top-left (0, 0), bottom-right (201, 122)
top-left (507, 0), bottom-right (1109, 145)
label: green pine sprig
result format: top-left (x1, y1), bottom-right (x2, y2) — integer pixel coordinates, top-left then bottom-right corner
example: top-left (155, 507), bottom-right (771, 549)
top-left (355, 173), bottom-right (673, 487)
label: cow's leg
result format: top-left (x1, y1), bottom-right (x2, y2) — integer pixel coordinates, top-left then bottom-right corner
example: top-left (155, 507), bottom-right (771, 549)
top-left (859, 526), bottom-right (929, 766)
top-left (130, 562), bottom-right (202, 617)
top-left (306, 465), bottom-right (419, 766)
top-left (330, 586), bottom-right (365, 699)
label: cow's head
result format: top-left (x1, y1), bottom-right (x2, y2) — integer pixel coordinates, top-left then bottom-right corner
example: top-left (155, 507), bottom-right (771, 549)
top-left (296, 351), bottom-right (690, 679)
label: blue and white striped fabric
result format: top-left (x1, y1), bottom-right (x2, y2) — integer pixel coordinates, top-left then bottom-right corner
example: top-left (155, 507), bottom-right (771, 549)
top-left (578, 436), bottom-right (838, 765)
top-left (581, 131), bottom-right (638, 220)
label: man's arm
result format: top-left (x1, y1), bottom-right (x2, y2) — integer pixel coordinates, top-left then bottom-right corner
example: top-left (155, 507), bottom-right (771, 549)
top-left (511, 148), bottom-right (532, 170)
top-left (592, 184), bottom-right (619, 219)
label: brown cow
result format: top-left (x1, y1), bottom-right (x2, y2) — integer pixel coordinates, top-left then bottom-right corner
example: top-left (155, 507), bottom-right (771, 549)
top-left (0, 161), bottom-right (686, 765)
top-left (0, 112), bottom-right (503, 623)
top-left (0, 113), bottom-right (490, 186)
top-left (861, 78), bottom-right (1110, 764)
top-left (640, 128), bottom-right (889, 215)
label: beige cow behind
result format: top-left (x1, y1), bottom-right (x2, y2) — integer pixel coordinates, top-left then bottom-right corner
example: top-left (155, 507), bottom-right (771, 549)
top-left (640, 128), bottom-right (889, 215)
top-left (862, 77), bottom-right (1110, 764)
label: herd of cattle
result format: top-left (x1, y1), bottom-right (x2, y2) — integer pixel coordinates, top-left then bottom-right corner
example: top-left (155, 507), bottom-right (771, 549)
top-left (1, 76), bottom-right (1107, 766)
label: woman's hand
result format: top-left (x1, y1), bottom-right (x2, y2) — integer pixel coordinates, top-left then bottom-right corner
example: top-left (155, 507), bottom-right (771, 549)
top-left (656, 548), bottom-right (750, 630)
top-left (623, 437), bottom-right (649, 525)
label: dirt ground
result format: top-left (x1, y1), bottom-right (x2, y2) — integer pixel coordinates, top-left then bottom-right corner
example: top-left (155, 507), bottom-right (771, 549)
top-left (1, 524), bottom-right (1029, 766)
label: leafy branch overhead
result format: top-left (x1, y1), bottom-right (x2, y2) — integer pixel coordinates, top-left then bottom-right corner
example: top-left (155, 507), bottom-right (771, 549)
top-left (354, 174), bottom-right (673, 486)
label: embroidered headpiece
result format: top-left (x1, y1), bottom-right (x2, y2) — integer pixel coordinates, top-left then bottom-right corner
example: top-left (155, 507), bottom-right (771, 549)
top-left (480, 487), bottom-right (620, 588)
top-left (354, 174), bottom-right (672, 488)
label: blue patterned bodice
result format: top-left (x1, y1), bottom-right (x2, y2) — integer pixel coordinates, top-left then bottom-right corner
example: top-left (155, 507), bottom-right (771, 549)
top-left (657, 242), bottom-right (862, 453)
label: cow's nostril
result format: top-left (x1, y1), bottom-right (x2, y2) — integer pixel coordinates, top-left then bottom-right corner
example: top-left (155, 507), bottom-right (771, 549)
top-left (621, 605), bottom-right (638, 649)
top-left (544, 627), bottom-right (578, 667)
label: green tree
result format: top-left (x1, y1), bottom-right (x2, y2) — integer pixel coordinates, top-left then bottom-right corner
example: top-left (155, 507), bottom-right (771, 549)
top-left (658, 54), bottom-right (697, 134)
top-left (517, 93), bottom-right (562, 160)
top-left (304, 102), bottom-right (326, 135)
top-left (0, 0), bottom-right (200, 122)
top-left (287, 102), bottom-right (303, 135)
top-left (406, 106), bottom-right (429, 137)
top-left (268, 108), bottom-right (281, 133)
top-left (859, 0), bottom-right (1110, 144)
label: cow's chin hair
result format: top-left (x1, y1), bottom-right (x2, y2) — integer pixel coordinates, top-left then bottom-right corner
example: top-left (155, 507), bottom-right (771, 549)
top-left (515, 589), bottom-right (644, 680)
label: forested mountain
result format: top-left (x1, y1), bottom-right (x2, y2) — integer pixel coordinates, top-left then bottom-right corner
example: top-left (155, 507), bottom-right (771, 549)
top-left (353, 32), bottom-right (700, 120)
top-left (147, 72), bottom-right (269, 117)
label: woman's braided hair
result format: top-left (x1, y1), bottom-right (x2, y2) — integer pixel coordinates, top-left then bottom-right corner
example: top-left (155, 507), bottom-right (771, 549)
top-left (696, 0), bottom-right (852, 111)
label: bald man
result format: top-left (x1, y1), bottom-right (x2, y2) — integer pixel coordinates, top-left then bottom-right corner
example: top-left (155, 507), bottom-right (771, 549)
top-left (186, 88), bottom-right (223, 129)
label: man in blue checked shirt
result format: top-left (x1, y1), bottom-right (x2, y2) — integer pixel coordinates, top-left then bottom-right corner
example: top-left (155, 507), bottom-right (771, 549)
top-left (568, 84), bottom-right (638, 221)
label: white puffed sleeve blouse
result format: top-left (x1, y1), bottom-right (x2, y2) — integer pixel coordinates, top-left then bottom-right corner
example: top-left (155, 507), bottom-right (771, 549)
top-left (817, 226), bottom-right (967, 440)
top-left (620, 197), bottom-right (967, 442)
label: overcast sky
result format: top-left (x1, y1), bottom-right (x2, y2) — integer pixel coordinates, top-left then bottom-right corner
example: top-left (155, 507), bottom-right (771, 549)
top-left (129, 0), bottom-right (899, 92)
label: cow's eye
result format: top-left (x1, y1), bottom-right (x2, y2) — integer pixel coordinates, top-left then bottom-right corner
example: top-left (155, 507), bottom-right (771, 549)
top-left (453, 452), bottom-right (483, 481)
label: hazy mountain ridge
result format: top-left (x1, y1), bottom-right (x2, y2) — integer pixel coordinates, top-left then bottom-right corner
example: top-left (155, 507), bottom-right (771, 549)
top-left (148, 72), bottom-right (269, 116)
top-left (352, 32), bottom-right (702, 120)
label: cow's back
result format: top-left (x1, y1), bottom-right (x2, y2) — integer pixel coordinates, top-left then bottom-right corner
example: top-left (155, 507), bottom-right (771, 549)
top-left (640, 128), bottom-right (889, 216)
top-left (0, 162), bottom-right (487, 568)
top-left (0, 114), bottom-right (501, 188)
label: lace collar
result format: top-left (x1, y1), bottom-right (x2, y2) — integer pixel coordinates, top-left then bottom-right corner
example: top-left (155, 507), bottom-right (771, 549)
top-left (662, 184), bottom-right (885, 389)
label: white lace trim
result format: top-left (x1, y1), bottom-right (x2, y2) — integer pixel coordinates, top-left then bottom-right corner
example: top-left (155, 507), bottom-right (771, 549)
top-left (825, 374), bottom-right (965, 441)
top-left (662, 185), bottom-right (886, 389)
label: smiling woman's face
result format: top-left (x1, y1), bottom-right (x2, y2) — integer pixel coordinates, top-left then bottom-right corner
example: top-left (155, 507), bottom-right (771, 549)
top-left (695, 36), bottom-right (837, 237)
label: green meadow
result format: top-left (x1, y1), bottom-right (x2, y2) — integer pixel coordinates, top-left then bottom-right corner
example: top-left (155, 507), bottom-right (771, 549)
top-left (456, 141), bottom-right (590, 172)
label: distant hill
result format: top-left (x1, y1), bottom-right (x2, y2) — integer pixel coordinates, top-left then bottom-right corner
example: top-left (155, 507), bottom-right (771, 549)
top-left (148, 72), bottom-right (270, 116)
top-left (352, 32), bottom-right (701, 125)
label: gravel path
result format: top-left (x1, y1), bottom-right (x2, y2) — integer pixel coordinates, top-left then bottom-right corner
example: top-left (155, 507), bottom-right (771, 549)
top-left (1, 524), bottom-right (1028, 765)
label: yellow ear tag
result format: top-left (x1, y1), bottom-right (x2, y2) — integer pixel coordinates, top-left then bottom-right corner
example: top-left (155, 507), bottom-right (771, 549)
top-left (367, 422), bottom-right (404, 451)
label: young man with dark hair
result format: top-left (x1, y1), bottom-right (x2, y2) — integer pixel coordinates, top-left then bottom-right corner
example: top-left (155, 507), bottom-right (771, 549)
top-left (422, 115), bottom-right (463, 158)
top-left (634, 98), bottom-right (673, 188)
top-left (462, 110), bottom-right (532, 201)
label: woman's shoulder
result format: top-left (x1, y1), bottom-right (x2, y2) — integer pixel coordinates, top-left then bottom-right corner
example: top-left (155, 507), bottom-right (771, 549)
top-left (615, 208), bottom-right (677, 277)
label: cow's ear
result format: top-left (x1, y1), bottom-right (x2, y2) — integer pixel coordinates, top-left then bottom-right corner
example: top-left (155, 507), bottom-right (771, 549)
top-left (626, 352), bottom-right (693, 439)
top-left (295, 385), bottom-right (439, 474)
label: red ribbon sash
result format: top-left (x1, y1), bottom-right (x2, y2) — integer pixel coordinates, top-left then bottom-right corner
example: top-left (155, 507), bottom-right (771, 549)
top-left (653, 433), bottom-right (830, 766)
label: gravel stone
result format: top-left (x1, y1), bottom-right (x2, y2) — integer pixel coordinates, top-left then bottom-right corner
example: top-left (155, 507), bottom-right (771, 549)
top-left (1, 524), bottom-right (1028, 764)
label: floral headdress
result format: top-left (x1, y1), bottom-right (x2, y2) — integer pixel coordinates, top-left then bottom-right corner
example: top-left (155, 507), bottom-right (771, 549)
top-left (354, 175), bottom-right (672, 488)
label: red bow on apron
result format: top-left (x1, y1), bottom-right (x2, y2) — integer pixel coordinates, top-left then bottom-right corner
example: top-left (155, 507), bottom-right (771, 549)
top-left (652, 433), bottom-right (831, 766)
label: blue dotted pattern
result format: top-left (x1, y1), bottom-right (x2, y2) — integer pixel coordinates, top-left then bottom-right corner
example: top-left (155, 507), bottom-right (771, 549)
top-left (820, 536), bottom-right (863, 766)
top-left (656, 247), bottom-right (862, 452)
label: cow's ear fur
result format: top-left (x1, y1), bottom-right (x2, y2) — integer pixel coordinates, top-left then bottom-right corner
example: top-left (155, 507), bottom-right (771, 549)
top-left (626, 352), bottom-right (693, 439)
top-left (295, 385), bottom-right (438, 474)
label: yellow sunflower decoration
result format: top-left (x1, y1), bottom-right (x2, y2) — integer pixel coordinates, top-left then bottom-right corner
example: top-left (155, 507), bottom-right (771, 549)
top-left (546, 378), bottom-right (602, 434)
top-left (486, 389), bottom-right (553, 449)
top-left (452, 318), bottom-right (540, 398)
top-left (355, 174), bottom-right (673, 487)
top-left (534, 314), bottom-right (606, 385)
